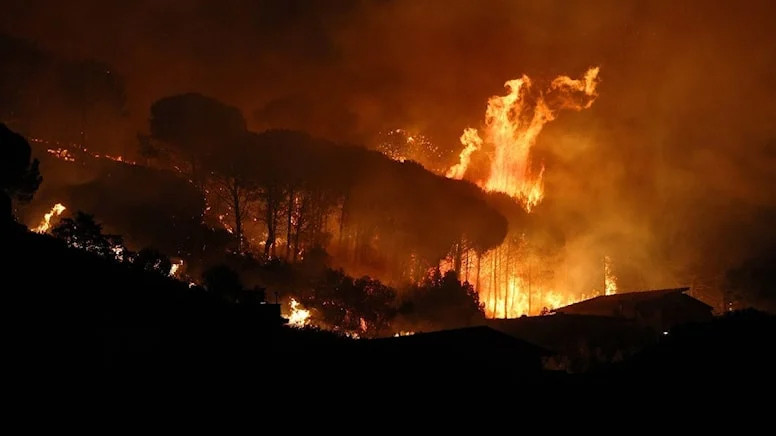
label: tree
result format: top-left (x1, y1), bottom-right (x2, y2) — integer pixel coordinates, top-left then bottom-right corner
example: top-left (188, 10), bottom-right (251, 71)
top-left (202, 264), bottom-right (243, 303)
top-left (132, 248), bottom-right (172, 276)
top-left (304, 268), bottom-right (397, 336)
top-left (400, 270), bottom-right (484, 330)
top-left (149, 93), bottom-right (247, 186)
top-left (1, 123), bottom-right (41, 222)
top-left (52, 211), bottom-right (125, 260)
top-left (209, 137), bottom-right (258, 252)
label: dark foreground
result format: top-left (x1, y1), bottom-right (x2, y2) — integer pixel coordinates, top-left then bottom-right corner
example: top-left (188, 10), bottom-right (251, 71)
top-left (4, 227), bottom-right (776, 402)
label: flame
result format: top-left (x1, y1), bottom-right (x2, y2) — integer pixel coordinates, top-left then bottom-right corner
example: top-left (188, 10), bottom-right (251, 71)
top-left (447, 67), bottom-right (599, 212)
top-left (40, 138), bottom-right (137, 166)
top-left (217, 214), bottom-right (234, 234)
top-left (393, 331), bottom-right (415, 337)
top-left (47, 148), bottom-right (76, 162)
top-left (446, 128), bottom-right (483, 179)
top-left (375, 129), bottom-right (445, 173)
top-left (604, 255), bottom-right (617, 296)
top-left (287, 298), bottom-right (311, 327)
top-left (441, 68), bottom-right (601, 317)
top-left (169, 259), bottom-right (184, 277)
top-left (437, 251), bottom-right (591, 318)
top-left (33, 203), bottom-right (66, 233)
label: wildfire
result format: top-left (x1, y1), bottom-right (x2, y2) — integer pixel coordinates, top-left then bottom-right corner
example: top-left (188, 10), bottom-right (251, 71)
top-left (604, 255), bottom-right (617, 296)
top-left (217, 214), bottom-right (234, 234)
top-left (447, 67), bottom-right (599, 212)
top-left (169, 259), bottom-right (184, 277)
top-left (441, 68), bottom-right (602, 318)
top-left (101, 154), bottom-right (137, 165)
top-left (287, 298), bottom-right (311, 327)
top-left (33, 203), bottom-right (66, 233)
top-left (41, 139), bottom-right (137, 166)
top-left (446, 128), bottom-right (482, 179)
top-left (393, 331), bottom-right (415, 337)
top-left (375, 129), bottom-right (446, 173)
top-left (47, 148), bottom-right (76, 162)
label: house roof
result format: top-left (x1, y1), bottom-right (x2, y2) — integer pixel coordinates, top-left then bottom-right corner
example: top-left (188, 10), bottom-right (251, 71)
top-left (554, 287), bottom-right (713, 314)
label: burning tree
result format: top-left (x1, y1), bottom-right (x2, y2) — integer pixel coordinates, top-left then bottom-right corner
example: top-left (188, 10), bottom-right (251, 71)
top-left (52, 211), bottom-right (125, 260)
top-left (442, 68), bottom-right (603, 318)
top-left (150, 93), bottom-right (247, 188)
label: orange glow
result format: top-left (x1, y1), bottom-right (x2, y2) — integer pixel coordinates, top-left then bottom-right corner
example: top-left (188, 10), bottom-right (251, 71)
top-left (47, 148), bottom-right (76, 162)
top-left (393, 331), bottom-right (415, 337)
top-left (441, 68), bottom-right (601, 317)
top-left (287, 298), bottom-right (311, 327)
top-left (169, 259), bottom-right (184, 277)
top-left (447, 67), bottom-right (599, 212)
top-left (217, 214), bottom-right (234, 234)
top-left (33, 203), bottom-right (66, 233)
top-left (442, 251), bottom-right (591, 318)
top-left (446, 128), bottom-right (482, 179)
top-left (604, 255), bottom-right (617, 296)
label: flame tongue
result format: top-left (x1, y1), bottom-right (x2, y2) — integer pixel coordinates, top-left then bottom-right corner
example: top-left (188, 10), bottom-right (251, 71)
top-left (442, 68), bottom-right (602, 319)
top-left (447, 67), bottom-right (600, 212)
top-left (287, 298), bottom-right (310, 327)
top-left (604, 255), bottom-right (618, 296)
top-left (34, 203), bottom-right (66, 233)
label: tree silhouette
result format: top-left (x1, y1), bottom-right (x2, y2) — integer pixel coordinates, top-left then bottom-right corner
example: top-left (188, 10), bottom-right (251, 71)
top-left (132, 248), bottom-right (172, 276)
top-left (399, 270), bottom-right (484, 330)
top-left (149, 93), bottom-right (247, 186)
top-left (1, 123), bottom-right (42, 219)
top-left (209, 137), bottom-right (258, 252)
top-left (202, 264), bottom-right (243, 303)
top-left (52, 211), bottom-right (125, 259)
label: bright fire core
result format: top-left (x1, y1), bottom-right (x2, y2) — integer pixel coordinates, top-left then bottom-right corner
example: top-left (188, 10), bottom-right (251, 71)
top-left (446, 68), bottom-right (605, 318)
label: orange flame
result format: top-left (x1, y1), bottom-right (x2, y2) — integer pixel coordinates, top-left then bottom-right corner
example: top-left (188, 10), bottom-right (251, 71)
top-left (169, 259), bottom-right (184, 277)
top-left (34, 203), bottom-right (66, 233)
top-left (47, 148), bottom-right (76, 162)
top-left (287, 298), bottom-right (311, 327)
top-left (604, 255), bottom-right (617, 296)
top-left (447, 67), bottom-right (599, 212)
top-left (442, 68), bottom-right (601, 318)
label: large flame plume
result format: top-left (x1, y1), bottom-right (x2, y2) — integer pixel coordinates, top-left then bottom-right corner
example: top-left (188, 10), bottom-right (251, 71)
top-left (444, 68), bottom-right (601, 318)
top-left (34, 203), bottom-right (67, 234)
top-left (447, 67), bottom-right (599, 212)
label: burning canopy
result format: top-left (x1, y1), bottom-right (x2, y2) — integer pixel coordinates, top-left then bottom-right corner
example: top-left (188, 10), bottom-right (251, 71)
top-left (448, 67), bottom-right (600, 212)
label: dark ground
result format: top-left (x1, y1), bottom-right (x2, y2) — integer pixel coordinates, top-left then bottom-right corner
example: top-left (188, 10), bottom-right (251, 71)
top-left (4, 225), bottom-right (775, 404)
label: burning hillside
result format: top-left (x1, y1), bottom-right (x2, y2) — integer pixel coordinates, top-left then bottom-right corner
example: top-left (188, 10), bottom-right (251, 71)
top-left (432, 68), bottom-right (605, 318)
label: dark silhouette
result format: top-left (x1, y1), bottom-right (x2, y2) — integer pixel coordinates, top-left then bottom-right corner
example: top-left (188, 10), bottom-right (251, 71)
top-left (725, 247), bottom-right (776, 313)
top-left (133, 247), bottom-right (172, 276)
top-left (147, 94), bottom-right (509, 283)
top-left (397, 270), bottom-right (485, 331)
top-left (52, 211), bottom-right (125, 259)
top-left (1, 123), bottom-right (41, 221)
top-left (149, 93), bottom-right (247, 187)
top-left (553, 288), bottom-right (713, 332)
top-left (202, 264), bottom-right (244, 303)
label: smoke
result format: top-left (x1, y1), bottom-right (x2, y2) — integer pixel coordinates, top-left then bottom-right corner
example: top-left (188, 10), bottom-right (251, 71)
top-left (2, 0), bottom-right (776, 308)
